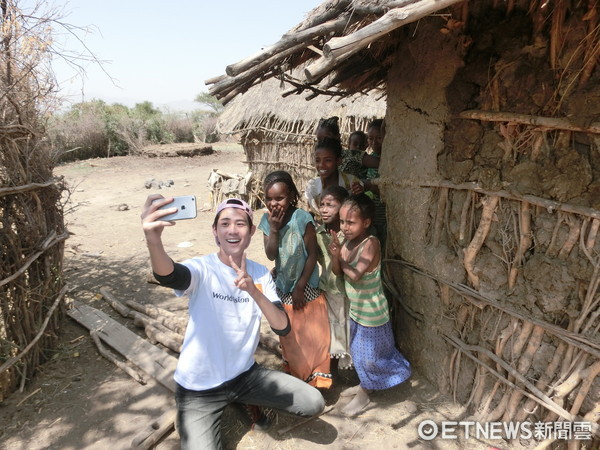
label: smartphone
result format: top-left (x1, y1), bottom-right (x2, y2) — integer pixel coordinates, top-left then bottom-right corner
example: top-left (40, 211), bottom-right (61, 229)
top-left (153, 195), bottom-right (197, 221)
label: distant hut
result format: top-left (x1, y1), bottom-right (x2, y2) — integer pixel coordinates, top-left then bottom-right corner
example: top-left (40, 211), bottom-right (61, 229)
top-left (216, 68), bottom-right (386, 197)
top-left (208, 0), bottom-right (600, 441)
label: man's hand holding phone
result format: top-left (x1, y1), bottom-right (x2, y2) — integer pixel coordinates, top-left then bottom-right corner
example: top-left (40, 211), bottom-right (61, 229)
top-left (152, 195), bottom-right (197, 221)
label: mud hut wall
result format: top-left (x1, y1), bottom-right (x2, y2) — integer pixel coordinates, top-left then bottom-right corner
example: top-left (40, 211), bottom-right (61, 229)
top-left (382, 23), bottom-right (464, 393)
top-left (381, 11), bottom-right (600, 424)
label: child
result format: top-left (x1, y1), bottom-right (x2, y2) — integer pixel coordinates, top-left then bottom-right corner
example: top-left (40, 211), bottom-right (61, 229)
top-left (329, 194), bottom-right (411, 417)
top-left (362, 119), bottom-right (387, 245)
top-left (142, 196), bottom-right (324, 448)
top-left (305, 137), bottom-right (362, 217)
top-left (315, 116), bottom-right (341, 142)
top-left (348, 130), bottom-right (367, 152)
top-left (340, 131), bottom-right (368, 179)
top-left (316, 185), bottom-right (352, 370)
top-left (258, 171), bottom-right (332, 389)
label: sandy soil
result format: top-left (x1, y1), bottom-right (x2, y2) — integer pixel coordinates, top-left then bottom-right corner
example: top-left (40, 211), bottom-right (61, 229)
top-left (0, 144), bottom-right (509, 449)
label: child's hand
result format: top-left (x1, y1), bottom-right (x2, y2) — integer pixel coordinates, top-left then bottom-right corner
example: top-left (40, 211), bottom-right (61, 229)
top-left (350, 180), bottom-right (364, 195)
top-left (267, 205), bottom-right (286, 232)
top-left (230, 252), bottom-right (257, 295)
top-left (291, 283), bottom-right (307, 310)
top-left (328, 230), bottom-right (341, 257)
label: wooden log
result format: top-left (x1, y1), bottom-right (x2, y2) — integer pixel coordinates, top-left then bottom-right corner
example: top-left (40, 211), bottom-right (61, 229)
top-left (90, 331), bottom-right (147, 385)
top-left (67, 301), bottom-right (178, 392)
top-left (321, 0), bottom-right (463, 61)
top-left (224, 15), bottom-right (351, 77)
top-left (100, 286), bottom-right (131, 317)
top-left (459, 110), bottom-right (600, 134)
top-left (209, 42), bottom-right (307, 98)
top-left (259, 333), bottom-right (282, 356)
top-left (125, 300), bottom-right (187, 335)
top-left (143, 324), bottom-right (182, 353)
top-left (132, 410), bottom-right (177, 449)
top-left (125, 299), bottom-right (177, 318)
top-left (293, 0), bottom-right (352, 31)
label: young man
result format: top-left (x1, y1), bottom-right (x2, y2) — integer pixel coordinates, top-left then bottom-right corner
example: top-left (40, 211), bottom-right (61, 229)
top-left (141, 196), bottom-right (325, 449)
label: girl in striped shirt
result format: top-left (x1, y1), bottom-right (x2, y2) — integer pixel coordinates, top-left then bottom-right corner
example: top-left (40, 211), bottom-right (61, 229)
top-left (329, 193), bottom-right (411, 416)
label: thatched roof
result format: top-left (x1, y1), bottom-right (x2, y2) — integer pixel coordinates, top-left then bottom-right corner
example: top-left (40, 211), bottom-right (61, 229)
top-left (206, 0), bottom-right (465, 104)
top-left (216, 67), bottom-right (386, 136)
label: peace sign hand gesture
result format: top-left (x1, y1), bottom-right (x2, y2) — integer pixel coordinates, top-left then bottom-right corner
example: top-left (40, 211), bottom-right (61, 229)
top-left (328, 229), bottom-right (342, 258)
top-left (229, 252), bottom-right (257, 296)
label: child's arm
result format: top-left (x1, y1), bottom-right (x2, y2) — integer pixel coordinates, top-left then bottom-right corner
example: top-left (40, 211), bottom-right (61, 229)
top-left (328, 230), bottom-right (343, 276)
top-left (340, 237), bottom-right (380, 282)
top-left (263, 207), bottom-right (285, 260)
top-left (291, 222), bottom-right (318, 310)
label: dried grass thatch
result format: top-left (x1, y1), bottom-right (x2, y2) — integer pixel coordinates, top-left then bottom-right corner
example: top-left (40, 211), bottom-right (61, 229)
top-left (218, 68), bottom-right (385, 195)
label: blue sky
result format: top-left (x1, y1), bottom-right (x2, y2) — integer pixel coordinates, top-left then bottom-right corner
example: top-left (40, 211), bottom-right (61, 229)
top-left (41, 0), bottom-right (322, 110)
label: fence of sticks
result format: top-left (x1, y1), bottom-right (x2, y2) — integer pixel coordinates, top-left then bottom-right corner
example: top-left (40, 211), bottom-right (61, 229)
top-left (0, 4), bottom-right (67, 401)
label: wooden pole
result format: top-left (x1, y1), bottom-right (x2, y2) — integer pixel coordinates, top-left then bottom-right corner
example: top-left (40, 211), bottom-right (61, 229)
top-left (321, 0), bottom-right (463, 60)
top-left (224, 15), bottom-right (351, 77)
top-left (459, 109), bottom-right (600, 134)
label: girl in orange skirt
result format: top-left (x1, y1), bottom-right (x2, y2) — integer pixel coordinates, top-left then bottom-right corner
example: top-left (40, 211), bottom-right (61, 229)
top-left (258, 171), bottom-right (332, 389)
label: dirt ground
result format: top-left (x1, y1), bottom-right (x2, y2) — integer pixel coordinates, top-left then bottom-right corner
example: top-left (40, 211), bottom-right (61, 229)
top-left (0, 144), bottom-right (514, 449)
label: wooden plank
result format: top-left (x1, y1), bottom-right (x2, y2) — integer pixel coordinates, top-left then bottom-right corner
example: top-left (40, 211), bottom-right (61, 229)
top-left (67, 301), bottom-right (178, 392)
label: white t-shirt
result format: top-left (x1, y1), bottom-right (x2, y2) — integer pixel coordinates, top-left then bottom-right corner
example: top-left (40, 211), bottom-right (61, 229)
top-left (304, 171), bottom-right (360, 214)
top-left (173, 253), bottom-right (280, 390)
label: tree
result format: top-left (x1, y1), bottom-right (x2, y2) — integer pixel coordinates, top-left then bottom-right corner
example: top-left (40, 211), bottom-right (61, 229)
top-left (194, 92), bottom-right (224, 115)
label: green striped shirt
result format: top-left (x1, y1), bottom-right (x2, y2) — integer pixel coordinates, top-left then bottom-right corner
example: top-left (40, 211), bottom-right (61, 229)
top-left (344, 236), bottom-right (389, 327)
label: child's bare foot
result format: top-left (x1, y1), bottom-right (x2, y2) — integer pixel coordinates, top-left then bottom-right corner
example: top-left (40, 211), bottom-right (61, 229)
top-left (339, 385), bottom-right (361, 397)
top-left (341, 387), bottom-right (370, 417)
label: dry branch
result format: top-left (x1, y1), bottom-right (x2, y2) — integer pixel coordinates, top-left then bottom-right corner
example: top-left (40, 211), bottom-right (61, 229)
top-left (502, 325), bottom-right (544, 422)
top-left (463, 195), bottom-right (499, 290)
top-left (570, 360), bottom-right (600, 416)
top-left (379, 179), bottom-right (600, 221)
top-left (385, 258), bottom-right (600, 357)
top-left (0, 178), bottom-right (62, 196)
top-left (459, 110), bottom-right (600, 134)
top-left (444, 334), bottom-right (600, 437)
top-left (0, 285), bottom-right (68, 374)
top-left (432, 187), bottom-right (448, 247)
top-left (90, 331), bottom-right (147, 385)
top-left (0, 230), bottom-right (69, 288)
top-left (132, 410), bottom-right (176, 449)
top-left (508, 201), bottom-right (531, 289)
